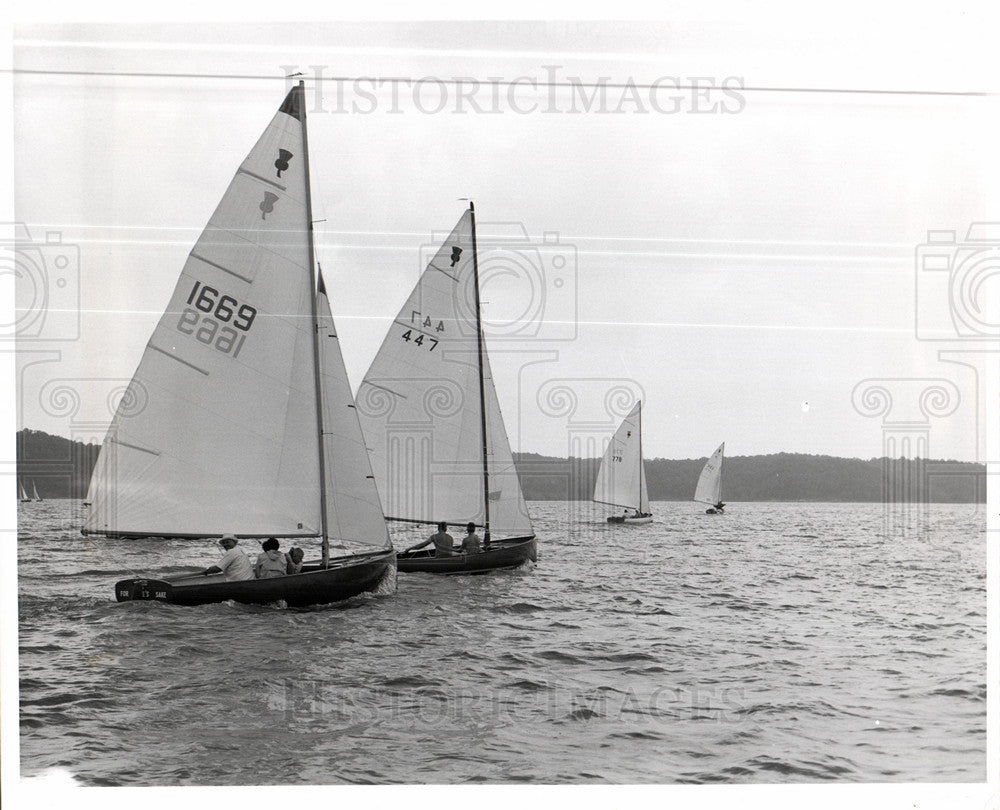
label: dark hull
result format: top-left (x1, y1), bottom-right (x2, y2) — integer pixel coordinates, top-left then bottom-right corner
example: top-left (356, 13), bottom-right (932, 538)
top-left (115, 549), bottom-right (395, 608)
top-left (607, 514), bottom-right (653, 524)
top-left (396, 536), bottom-right (536, 574)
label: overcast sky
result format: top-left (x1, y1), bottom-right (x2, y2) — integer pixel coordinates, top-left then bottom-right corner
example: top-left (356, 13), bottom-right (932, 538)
top-left (7, 12), bottom-right (999, 463)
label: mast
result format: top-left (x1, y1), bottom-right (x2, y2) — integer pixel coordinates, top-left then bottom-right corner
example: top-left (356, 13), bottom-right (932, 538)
top-left (299, 80), bottom-right (331, 567)
top-left (719, 443), bottom-right (724, 507)
top-left (469, 202), bottom-right (491, 543)
top-left (637, 401), bottom-right (643, 514)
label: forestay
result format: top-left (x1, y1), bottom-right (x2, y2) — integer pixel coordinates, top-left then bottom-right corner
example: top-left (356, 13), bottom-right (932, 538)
top-left (84, 87), bottom-right (322, 538)
top-left (593, 400), bottom-right (649, 513)
top-left (357, 210), bottom-right (533, 541)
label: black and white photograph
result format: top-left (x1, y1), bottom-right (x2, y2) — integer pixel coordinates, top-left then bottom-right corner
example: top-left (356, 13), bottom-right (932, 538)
top-left (2, 4), bottom-right (996, 807)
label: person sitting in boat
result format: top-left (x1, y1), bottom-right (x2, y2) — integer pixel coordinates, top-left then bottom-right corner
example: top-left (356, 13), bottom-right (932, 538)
top-left (255, 537), bottom-right (288, 579)
top-left (200, 534), bottom-right (254, 581)
top-left (459, 522), bottom-right (482, 554)
top-left (404, 521), bottom-right (457, 556)
top-left (285, 547), bottom-right (305, 575)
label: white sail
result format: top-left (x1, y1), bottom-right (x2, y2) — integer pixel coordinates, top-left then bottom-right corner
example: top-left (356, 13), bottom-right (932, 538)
top-left (19, 481), bottom-right (29, 501)
top-left (31, 481), bottom-right (41, 501)
top-left (593, 400), bottom-right (649, 513)
top-left (694, 442), bottom-right (725, 506)
top-left (84, 87), bottom-right (323, 538)
top-left (316, 274), bottom-right (392, 552)
top-left (357, 209), bottom-right (533, 540)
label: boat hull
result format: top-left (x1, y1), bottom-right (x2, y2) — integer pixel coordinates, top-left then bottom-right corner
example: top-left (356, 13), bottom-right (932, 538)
top-left (396, 536), bottom-right (536, 574)
top-left (606, 515), bottom-right (653, 525)
top-left (115, 549), bottom-right (395, 608)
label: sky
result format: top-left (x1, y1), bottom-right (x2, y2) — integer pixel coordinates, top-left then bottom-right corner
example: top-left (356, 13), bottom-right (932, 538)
top-left (6, 12), bottom-right (999, 465)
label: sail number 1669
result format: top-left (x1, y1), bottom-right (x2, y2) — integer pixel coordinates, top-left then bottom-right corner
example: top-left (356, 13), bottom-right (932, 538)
top-left (176, 280), bottom-right (257, 359)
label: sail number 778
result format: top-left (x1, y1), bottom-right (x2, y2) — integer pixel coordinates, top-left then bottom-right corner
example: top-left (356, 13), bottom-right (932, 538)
top-left (175, 280), bottom-right (257, 358)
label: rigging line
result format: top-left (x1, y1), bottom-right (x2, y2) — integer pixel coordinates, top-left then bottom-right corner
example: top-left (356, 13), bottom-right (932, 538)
top-left (3, 68), bottom-right (992, 98)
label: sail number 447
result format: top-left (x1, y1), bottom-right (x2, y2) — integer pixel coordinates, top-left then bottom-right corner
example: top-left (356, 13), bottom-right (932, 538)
top-left (177, 281), bottom-right (257, 358)
top-left (402, 310), bottom-right (444, 351)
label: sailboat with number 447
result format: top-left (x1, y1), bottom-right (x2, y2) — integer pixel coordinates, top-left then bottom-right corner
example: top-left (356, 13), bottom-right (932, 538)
top-left (357, 204), bottom-right (537, 573)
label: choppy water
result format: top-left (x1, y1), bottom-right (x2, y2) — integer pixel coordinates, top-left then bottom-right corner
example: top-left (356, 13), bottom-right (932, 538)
top-left (17, 500), bottom-right (986, 785)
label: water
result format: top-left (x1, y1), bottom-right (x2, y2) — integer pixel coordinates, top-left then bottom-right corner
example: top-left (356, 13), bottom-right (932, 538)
top-left (17, 500), bottom-right (986, 785)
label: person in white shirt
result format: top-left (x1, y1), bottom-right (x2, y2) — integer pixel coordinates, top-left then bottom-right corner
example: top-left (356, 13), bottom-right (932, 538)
top-left (200, 534), bottom-right (254, 581)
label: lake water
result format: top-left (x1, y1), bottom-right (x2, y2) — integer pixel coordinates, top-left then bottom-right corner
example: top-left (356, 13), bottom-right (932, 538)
top-left (16, 500), bottom-right (986, 785)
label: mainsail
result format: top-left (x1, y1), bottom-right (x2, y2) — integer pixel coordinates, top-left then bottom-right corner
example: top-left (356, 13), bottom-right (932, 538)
top-left (31, 481), bottom-right (42, 501)
top-left (84, 86), bottom-right (323, 538)
top-left (316, 273), bottom-right (392, 553)
top-left (593, 400), bottom-right (649, 513)
top-left (357, 207), bottom-right (533, 541)
top-left (694, 442), bottom-right (725, 506)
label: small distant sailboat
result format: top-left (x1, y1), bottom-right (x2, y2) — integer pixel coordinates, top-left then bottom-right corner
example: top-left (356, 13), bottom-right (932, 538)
top-left (18, 480), bottom-right (31, 503)
top-left (31, 480), bottom-right (42, 502)
top-left (695, 442), bottom-right (726, 514)
top-left (84, 83), bottom-right (395, 607)
top-left (357, 204), bottom-right (537, 574)
top-left (594, 401), bottom-right (652, 524)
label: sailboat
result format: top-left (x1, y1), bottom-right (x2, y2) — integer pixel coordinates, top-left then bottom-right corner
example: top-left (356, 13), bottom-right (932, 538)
top-left (18, 480), bottom-right (31, 503)
top-left (84, 83), bottom-right (395, 607)
top-left (357, 204), bottom-right (537, 574)
top-left (593, 400), bottom-right (653, 524)
top-left (31, 480), bottom-right (43, 502)
top-left (694, 442), bottom-right (726, 514)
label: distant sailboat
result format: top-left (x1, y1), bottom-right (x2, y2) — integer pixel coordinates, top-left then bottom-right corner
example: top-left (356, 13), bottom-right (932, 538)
top-left (83, 83), bottom-right (395, 607)
top-left (695, 442), bottom-right (726, 514)
top-left (357, 204), bottom-right (537, 574)
top-left (19, 480), bottom-right (31, 503)
top-left (594, 401), bottom-right (653, 524)
top-left (31, 480), bottom-right (42, 502)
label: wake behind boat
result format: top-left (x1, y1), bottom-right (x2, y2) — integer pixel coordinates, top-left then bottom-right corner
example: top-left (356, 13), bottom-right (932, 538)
top-left (594, 400), bottom-right (652, 524)
top-left (86, 83), bottom-right (395, 607)
top-left (695, 442), bottom-right (726, 514)
top-left (357, 204), bottom-right (537, 574)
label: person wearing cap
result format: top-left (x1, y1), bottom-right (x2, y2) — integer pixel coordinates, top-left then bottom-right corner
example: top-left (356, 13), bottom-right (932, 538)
top-left (200, 534), bottom-right (254, 581)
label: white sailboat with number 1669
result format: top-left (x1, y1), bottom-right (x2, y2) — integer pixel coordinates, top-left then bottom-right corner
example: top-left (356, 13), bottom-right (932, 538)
top-left (83, 83), bottom-right (396, 607)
